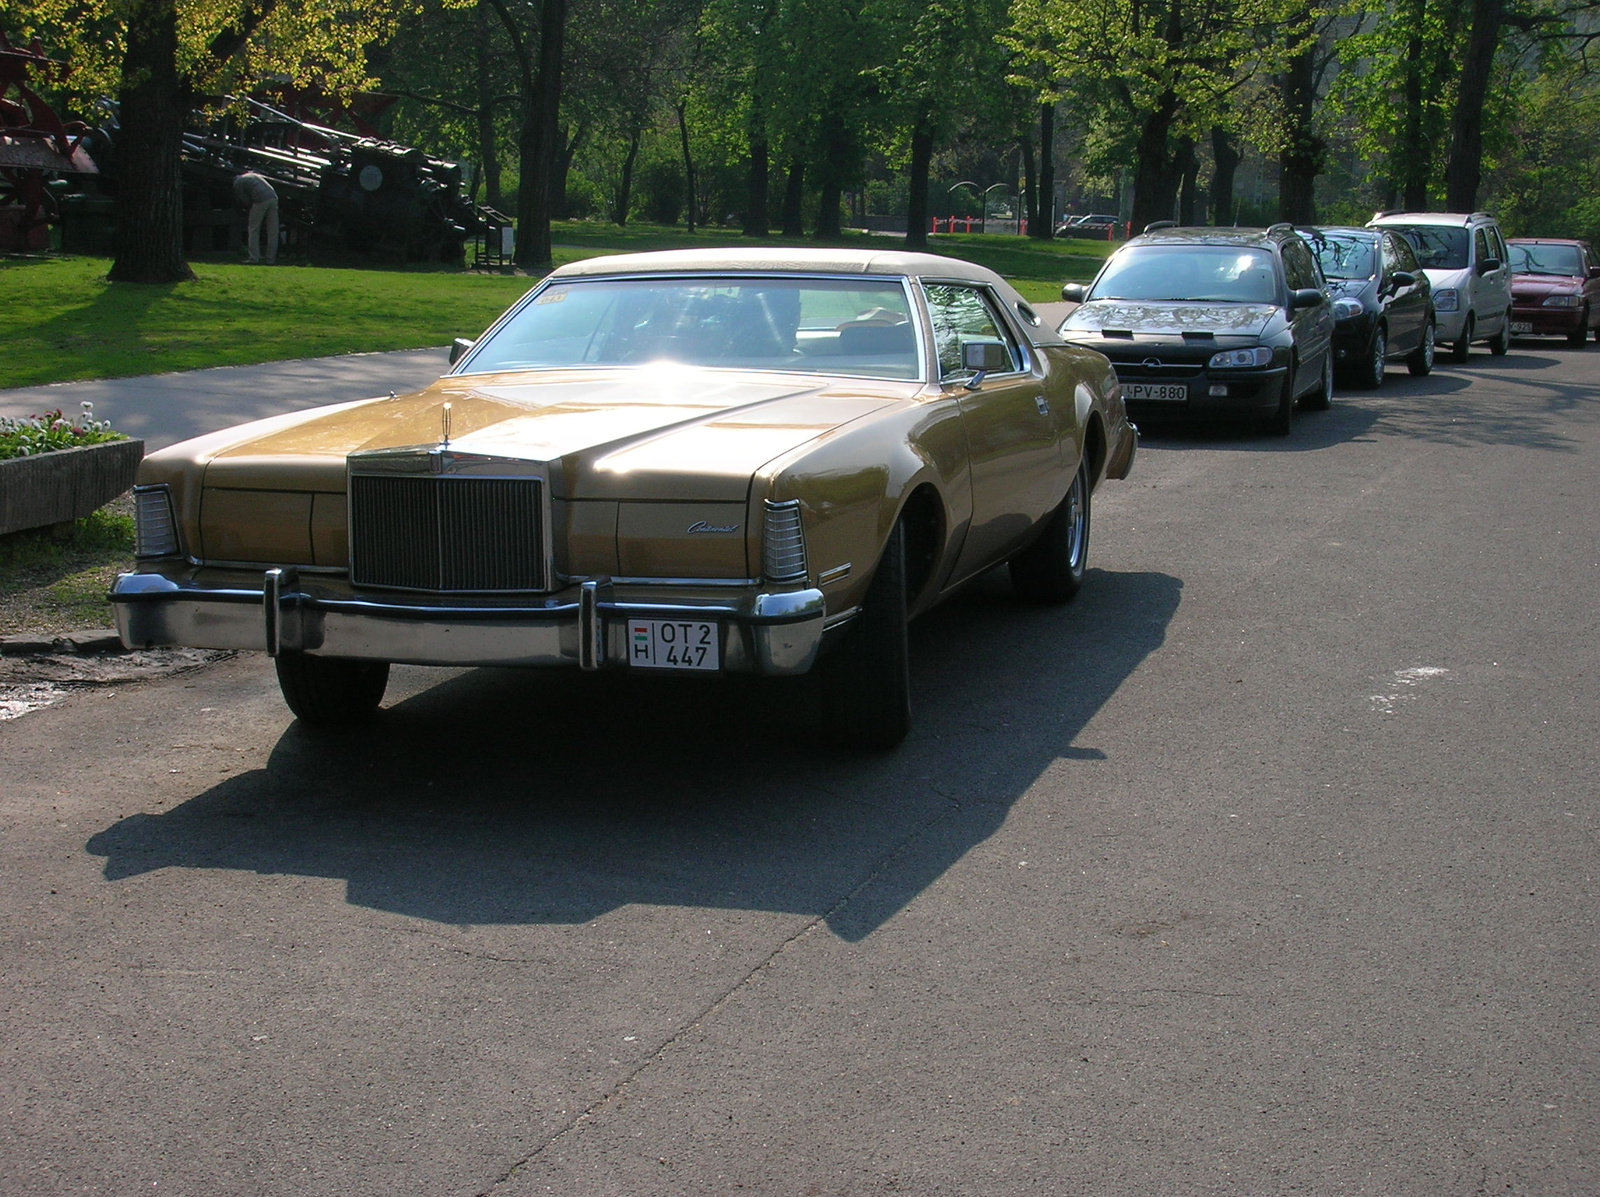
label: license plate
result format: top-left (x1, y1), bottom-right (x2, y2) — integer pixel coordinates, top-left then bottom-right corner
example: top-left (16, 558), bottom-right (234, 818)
top-left (1124, 382), bottom-right (1187, 402)
top-left (1510, 322), bottom-right (1533, 334)
top-left (628, 618), bottom-right (720, 671)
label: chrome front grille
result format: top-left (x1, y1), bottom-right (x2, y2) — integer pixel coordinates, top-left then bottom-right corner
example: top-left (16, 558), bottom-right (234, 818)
top-left (350, 474), bottom-right (546, 592)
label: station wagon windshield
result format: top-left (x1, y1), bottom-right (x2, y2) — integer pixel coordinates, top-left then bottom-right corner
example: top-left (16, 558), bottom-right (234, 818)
top-left (1089, 245), bottom-right (1279, 304)
top-left (461, 277), bottom-right (921, 380)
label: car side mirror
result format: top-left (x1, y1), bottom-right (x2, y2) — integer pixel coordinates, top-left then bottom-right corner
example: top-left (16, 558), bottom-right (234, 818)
top-left (1476, 257), bottom-right (1501, 275)
top-left (1289, 288), bottom-right (1325, 310)
top-left (960, 339), bottom-right (1012, 389)
top-left (1589, 265), bottom-right (1600, 280)
top-left (1389, 270), bottom-right (1415, 289)
top-left (449, 337), bottom-right (475, 366)
top-left (1061, 282), bottom-right (1087, 303)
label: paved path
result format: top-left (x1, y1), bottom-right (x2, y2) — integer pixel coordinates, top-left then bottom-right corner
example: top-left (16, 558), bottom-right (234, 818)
top-left (0, 348), bottom-right (451, 451)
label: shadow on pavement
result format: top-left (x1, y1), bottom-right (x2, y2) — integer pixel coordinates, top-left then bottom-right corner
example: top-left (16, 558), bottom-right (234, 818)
top-left (86, 568), bottom-right (1181, 941)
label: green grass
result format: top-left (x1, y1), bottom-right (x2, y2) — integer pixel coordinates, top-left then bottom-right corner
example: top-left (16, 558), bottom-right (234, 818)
top-left (4, 225), bottom-right (1114, 389)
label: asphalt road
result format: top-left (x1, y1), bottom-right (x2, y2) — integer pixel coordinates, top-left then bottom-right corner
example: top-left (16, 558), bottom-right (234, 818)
top-left (3, 341), bottom-right (1596, 1196)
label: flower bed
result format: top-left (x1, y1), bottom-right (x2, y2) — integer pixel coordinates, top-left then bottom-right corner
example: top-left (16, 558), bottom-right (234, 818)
top-left (0, 404), bottom-right (143, 537)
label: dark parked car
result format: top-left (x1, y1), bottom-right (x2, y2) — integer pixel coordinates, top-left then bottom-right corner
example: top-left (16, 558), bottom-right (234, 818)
top-left (1300, 225), bottom-right (1436, 387)
top-left (1056, 213), bottom-right (1122, 239)
top-left (1057, 223), bottom-right (1335, 435)
top-left (1506, 238), bottom-right (1600, 345)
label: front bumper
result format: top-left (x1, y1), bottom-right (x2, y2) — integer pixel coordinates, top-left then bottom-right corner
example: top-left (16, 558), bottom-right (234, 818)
top-left (1509, 303), bottom-right (1585, 336)
top-left (110, 566), bottom-right (827, 676)
top-left (1116, 366), bottom-right (1288, 420)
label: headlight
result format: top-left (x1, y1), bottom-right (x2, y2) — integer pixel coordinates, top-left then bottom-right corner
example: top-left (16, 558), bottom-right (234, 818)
top-left (762, 499), bottom-right (808, 582)
top-left (1208, 346), bottom-right (1274, 369)
top-left (133, 486), bottom-right (182, 558)
top-left (1542, 294), bottom-right (1583, 308)
top-left (1434, 288), bottom-right (1459, 312)
top-left (1332, 298), bottom-right (1365, 321)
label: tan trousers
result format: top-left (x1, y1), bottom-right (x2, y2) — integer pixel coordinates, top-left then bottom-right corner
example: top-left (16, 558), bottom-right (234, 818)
top-left (247, 198), bottom-right (279, 263)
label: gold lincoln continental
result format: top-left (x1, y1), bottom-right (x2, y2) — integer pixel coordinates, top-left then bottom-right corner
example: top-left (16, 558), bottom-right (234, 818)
top-left (112, 248), bottom-right (1136, 748)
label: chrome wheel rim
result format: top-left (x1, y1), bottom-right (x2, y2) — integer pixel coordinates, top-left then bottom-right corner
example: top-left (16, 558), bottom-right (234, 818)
top-left (1372, 329), bottom-right (1386, 380)
top-left (1066, 470), bottom-right (1087, 570)
top-left (1421, 323), bottom-right (1435, 367)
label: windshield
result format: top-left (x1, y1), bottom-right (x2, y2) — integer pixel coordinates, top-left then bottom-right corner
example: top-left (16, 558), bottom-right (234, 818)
top-left (1308, 233), bottom-right (1376, 280)
top-left (1389, 226), bottom-right (1469, 271)
top-left (1089, 245), bottom-right (1279, 304)
top-left (462, 277), bottom-right (921, 380)
top-left (1507, 243), bottom-right (1585, 276)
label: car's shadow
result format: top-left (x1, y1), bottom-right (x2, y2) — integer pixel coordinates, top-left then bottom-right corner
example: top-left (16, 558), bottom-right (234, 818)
top-left (1139, 352), bottom-right (1589, 455)
top-left (86, 568), bottom-right (1182, 941)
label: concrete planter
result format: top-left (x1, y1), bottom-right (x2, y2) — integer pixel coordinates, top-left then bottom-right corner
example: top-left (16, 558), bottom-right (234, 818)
top-left (0, 438), bottom-right (145, 536)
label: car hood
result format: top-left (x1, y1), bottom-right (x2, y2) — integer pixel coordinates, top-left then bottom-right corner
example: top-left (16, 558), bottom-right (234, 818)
top-left (156, 369), bottom-right (912, 502)
top-left (1512, 273), bottom-right (1582, 296)
top-left (1060, 300), bottom-right (1282, 339)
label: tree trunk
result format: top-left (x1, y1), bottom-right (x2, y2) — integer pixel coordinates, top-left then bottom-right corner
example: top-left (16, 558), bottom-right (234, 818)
top-left (1277, 38), bottom-right (1322, 224)
top-left (1020, 133), bottom-right (1037, 232)
top-left (1175, 135), bottom-right (1198, 225)
top-left (1210, 127), bottom-right (1240, 224)
top-left (676, 100), bottom-right (696, 232)
top-left (1128, 89), bottom-right (1180, 232)
top-left (813, 113), bottom-right (846, 240)
top-left (1031, 101), bottom-right (1054, 239)
top-left (780, 158), bottom-right (804, 236)
top-left (475, 0), bottom-right (502, 209)
top-left (744, 138), bottom-right (769, 236)
top-left (903, 114), bottom-right (933, 249)
top-left (1444, 0), bottom-right (1504, 211)
top-left (108, 0), bottom-right (194, 283)
top-left (553, 123), bottom-right (583, 220)
top-left (615, 126), bottom-right (640, 224)
top-left (1397, 20), bottom-right (1430, 210)
top-left (515, 0), bottom-right (567, 268)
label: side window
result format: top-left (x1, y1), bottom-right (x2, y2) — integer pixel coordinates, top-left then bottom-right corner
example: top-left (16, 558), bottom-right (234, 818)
top-left (1474, 228), bottom-right (1491, 267)
top-left (922, 283), bottom-right (1024, 380)
top-left (1490, 227), bottom-right (1508, 264)
top-left (1387, 232), bottom-right (1420, 274)
top-left (1281, 239), bottom-right (1317, 290)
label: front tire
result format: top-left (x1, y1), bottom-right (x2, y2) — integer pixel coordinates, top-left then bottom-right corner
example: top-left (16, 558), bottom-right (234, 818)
top-left (1408, 319), bottom-right (1436, 376)
top-left (275, 654), bottom-right (390, 726)
top-left (1489, 314), bottom-right (1510, 356)
top-left (1264, 368), bottom-right (1296, 435)
top-left (1569, 308), bottom-right (1590, 347)
top-left (1356, 324), bottom-right (1386, 391)
top-left (1450, 314), bottom-right (1475, 363)
top-left (820, 521), bottom-right (911, 750)
top-left (1302, 350), bottom-right (1334, 412)
top-left (1011, 459), bottom-right (1091, 604)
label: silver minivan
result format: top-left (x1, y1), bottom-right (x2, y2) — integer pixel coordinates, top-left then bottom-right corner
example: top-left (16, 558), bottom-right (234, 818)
top-left (1367, 211), bottom-right (1513, 362)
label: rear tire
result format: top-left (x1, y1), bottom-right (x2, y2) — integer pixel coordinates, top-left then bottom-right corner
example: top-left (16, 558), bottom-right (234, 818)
top-left (275, 654), bottom-right (390, 726)
top-left (1408, 319), bottom-right (1436, 376)
top-left (1011, 460), bottom-right (1091, 604)
top-left (820, 522), bottom-right (911, 750)
top-left (1450, 314), bottom-right (1475, 363)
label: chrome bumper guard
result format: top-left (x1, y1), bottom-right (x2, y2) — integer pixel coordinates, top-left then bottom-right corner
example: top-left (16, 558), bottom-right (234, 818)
top-left (111, 568), bottom-right (827, 676)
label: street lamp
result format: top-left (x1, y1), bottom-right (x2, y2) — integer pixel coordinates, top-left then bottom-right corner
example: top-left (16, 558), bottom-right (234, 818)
top-left (947, 181), bottom-right (979, 233)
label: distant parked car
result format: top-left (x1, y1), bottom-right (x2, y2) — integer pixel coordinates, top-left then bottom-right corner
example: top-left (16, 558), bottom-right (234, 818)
top-left (1367, 210), bottom-right (1512, 362)
top-left (1300, 225), bottom-right (1436, 387)
top-left (1506, 238), bottom-right (1600, 346)
top-left (1057, 223), bottom-right (1335, 435)
top-left (1057, 214), bottom-right (1122, 239)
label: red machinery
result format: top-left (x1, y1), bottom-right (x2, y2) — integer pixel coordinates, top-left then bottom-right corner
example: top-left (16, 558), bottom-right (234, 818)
top-left (0, 30), bottom-right (97, 251)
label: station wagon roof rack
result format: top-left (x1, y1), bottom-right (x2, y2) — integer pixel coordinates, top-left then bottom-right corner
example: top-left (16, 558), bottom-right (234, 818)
top-left (1142, 220), bottom-right (1177, 233)
top-left (1265, 222), bottom-right (1296, 236)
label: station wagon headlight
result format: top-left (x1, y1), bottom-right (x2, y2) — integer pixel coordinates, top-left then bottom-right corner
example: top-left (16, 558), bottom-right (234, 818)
top-left (1542, 294), bottom-right (1582, 307)
top-left (1332, 298), bottom-right (1364, 321)
top-left (133, 485), bottom-right (182, 558)
top-left (762, 499), bottom-right (808, 583)
top-left (1434, 288), bottom-right (1459, 312)
top-left (1207, 346), bottom-right (1274, 369)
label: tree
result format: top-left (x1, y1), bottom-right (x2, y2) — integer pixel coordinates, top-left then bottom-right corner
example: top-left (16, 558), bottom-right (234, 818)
top-left (6, 0), bottom-right (403, 282)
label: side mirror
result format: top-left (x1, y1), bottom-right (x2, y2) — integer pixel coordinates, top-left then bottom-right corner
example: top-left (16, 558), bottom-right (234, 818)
top-left (1476, 257), bottom-right (1501, 275)
top-left (1061, 282), bottom-right (1087, 303)
top-left (1289, 288), bottom-right (1325, 310)
top-left (960, 339), bottom-right (1012, 389)
top-left (1389, 270), bottom-right (1416, 289)
top-left (1588, 265), bottom-right (1600, 280)
top-left (448, 337), bottom-right (476, 366)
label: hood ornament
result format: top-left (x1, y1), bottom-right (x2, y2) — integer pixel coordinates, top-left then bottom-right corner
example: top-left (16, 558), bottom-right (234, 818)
top-left (441, 401), bottom-right (452, 449)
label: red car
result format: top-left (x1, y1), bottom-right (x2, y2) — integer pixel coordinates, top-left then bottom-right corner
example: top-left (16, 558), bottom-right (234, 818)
top-left (1507, 238), bottom-right (1600, 345)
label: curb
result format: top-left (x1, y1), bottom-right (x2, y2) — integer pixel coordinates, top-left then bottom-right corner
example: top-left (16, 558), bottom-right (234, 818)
top-left (0, 628), bottom-right (124, 657)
